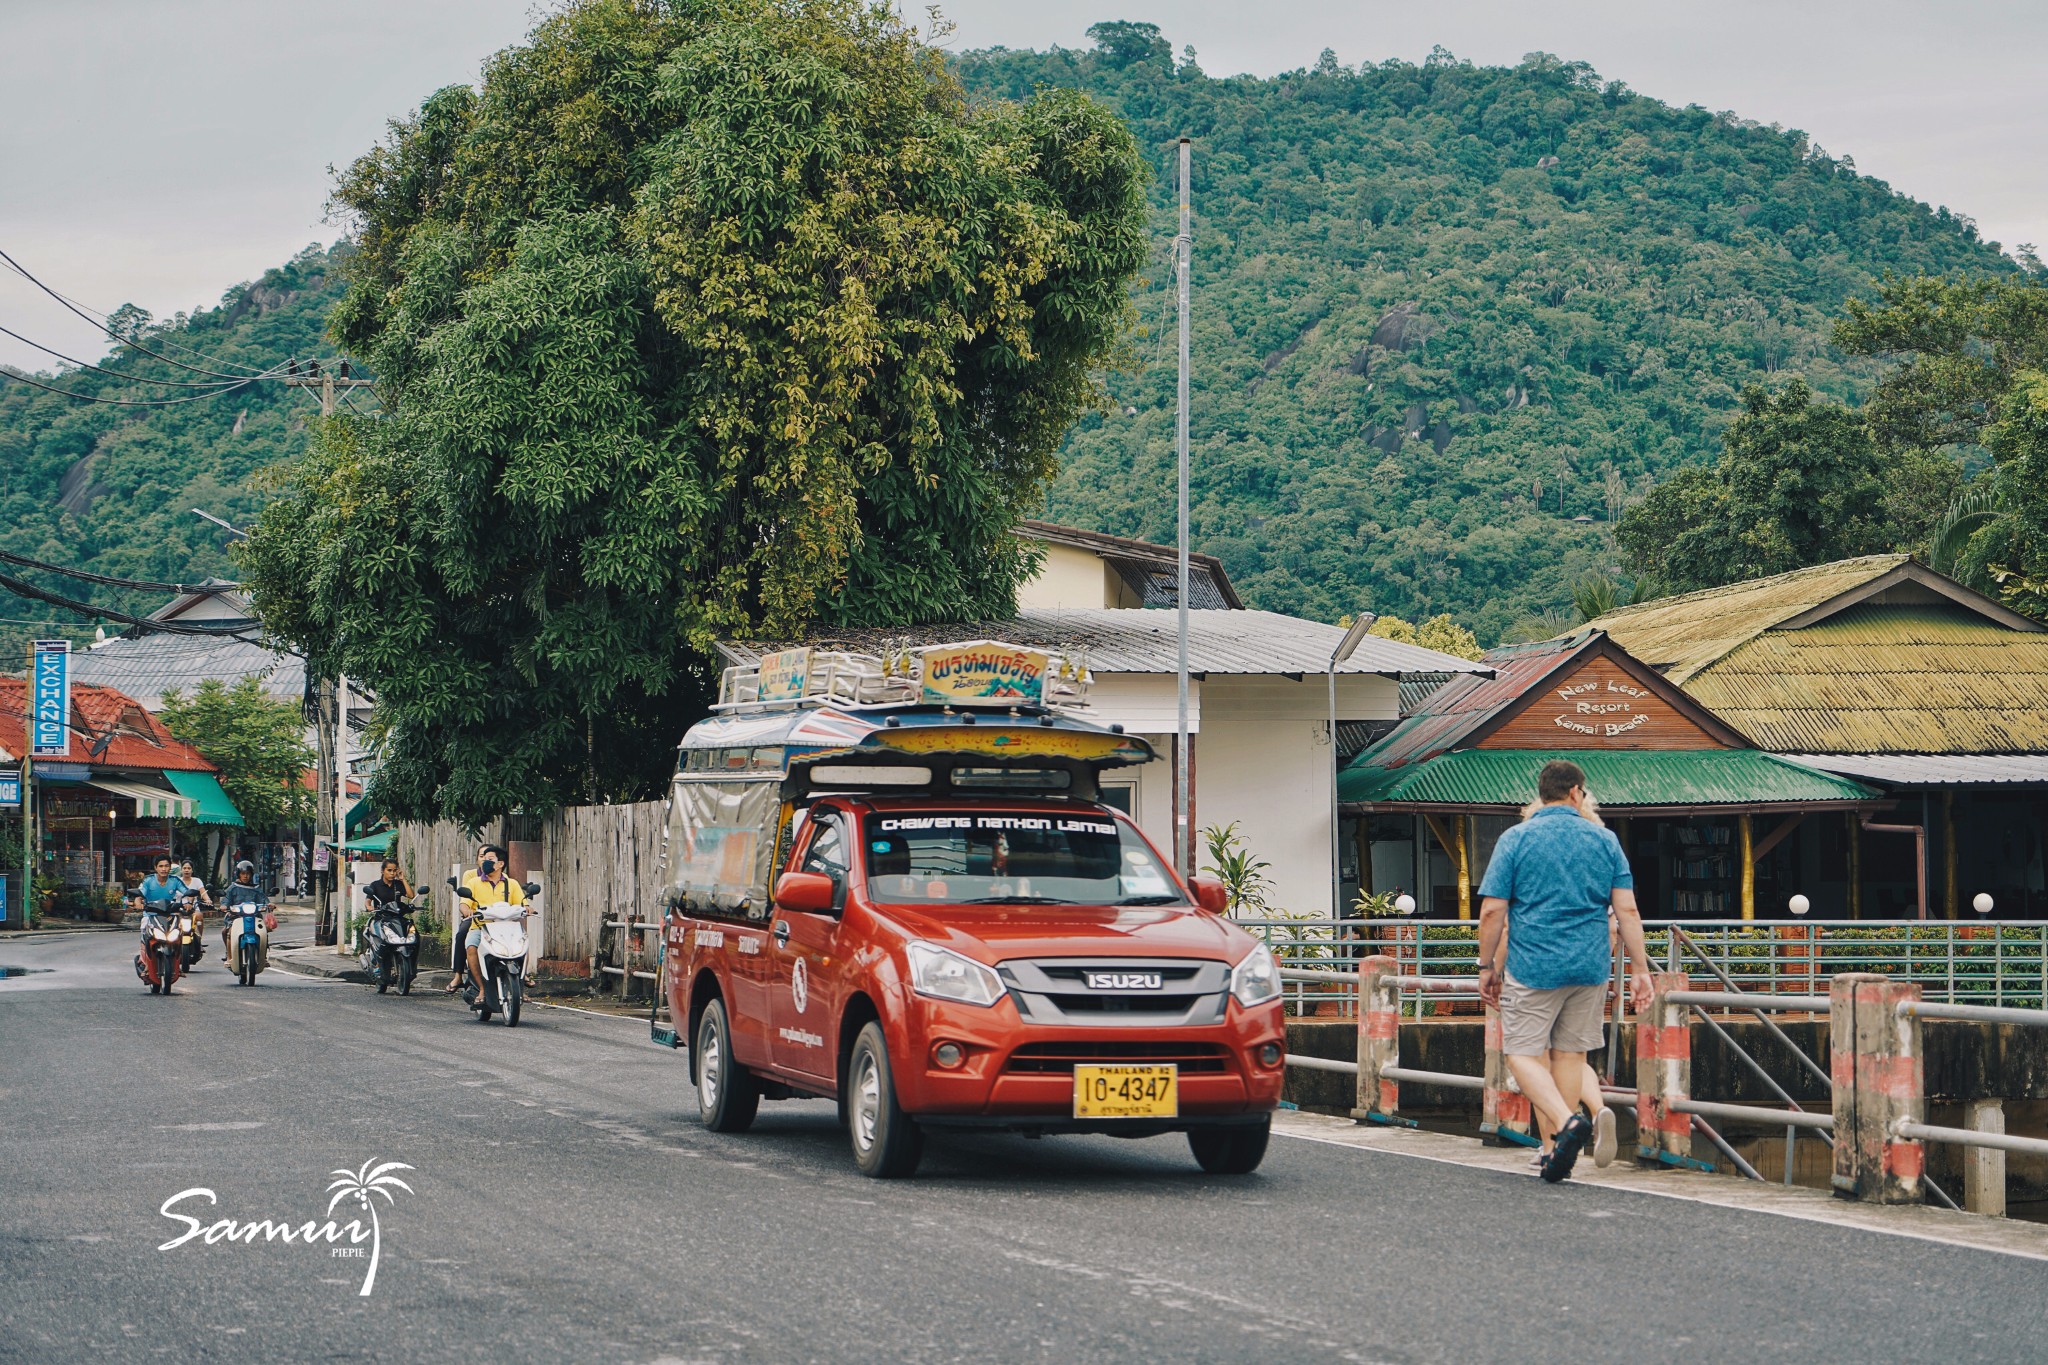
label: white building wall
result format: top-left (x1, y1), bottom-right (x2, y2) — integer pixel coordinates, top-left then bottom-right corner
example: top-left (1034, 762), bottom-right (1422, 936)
top-left (1197, 674), bottom-right (1399, 918)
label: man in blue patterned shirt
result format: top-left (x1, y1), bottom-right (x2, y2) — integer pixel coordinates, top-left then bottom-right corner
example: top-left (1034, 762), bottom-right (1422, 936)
top-left (1477, 759), bottom-right (1653, 1182)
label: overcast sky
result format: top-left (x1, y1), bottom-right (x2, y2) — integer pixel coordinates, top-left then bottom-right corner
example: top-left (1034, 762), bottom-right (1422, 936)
top-left (3, 1), bottom-right (2042, 374)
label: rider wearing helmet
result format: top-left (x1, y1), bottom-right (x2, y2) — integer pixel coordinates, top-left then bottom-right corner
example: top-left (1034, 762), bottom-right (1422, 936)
top-left (219, 859), bottom-right (269, 960)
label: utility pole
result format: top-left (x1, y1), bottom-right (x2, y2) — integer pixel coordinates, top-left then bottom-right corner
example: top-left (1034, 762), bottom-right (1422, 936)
top-left (1174, 137), bottom-right (1193, 879)
top-left (313, 677), bottom-right (337, 944)
top-left (278, 358), bottom-right (373, 418)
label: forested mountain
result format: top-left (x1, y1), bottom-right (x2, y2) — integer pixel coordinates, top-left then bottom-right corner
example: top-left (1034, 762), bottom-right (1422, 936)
top-left (0, 30), bottom-right (2022, 649)
top-left (954, 33), bottom-right (2015, 639)
top-left (0, 247), bottom-right (346, 659)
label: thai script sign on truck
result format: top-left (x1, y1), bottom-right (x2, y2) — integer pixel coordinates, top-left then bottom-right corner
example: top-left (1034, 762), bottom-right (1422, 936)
top-left (920, 643), bottom-right (1049, 704)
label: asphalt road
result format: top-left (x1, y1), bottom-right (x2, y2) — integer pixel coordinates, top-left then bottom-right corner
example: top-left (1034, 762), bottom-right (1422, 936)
top-left (1, 927), bottom-right (2041, 1364)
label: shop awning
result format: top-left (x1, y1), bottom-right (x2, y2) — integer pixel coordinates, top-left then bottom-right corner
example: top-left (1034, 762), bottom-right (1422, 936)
top-left (163, 770), bottom-right (245, 827)
top-left (88, 776), bottom-right (195, 820)
top-left (342, 829), bottom-right (394, 855)
top-left (346, 799), bottom-right (378, 834)
top-left (1340, 748), bottom-right (1880, 810)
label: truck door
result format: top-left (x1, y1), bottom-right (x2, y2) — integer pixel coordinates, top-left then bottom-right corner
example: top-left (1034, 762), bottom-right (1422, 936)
top-left (769, 810), bottom-right (848, 1082)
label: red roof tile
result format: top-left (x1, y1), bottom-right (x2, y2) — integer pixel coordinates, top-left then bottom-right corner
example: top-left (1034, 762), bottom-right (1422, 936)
top-left (0, 676), bottom-right (218, 772)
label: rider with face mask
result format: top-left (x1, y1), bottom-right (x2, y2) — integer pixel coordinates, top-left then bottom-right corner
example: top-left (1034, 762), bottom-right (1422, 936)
top-left (451, 845), bottom-right (525, 1005)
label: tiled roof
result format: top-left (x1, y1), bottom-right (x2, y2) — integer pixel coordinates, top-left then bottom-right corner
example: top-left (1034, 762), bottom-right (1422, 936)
top-left (69, 633), bottom-right (304, 709)
top-left (0, 677), bottom-right (217, 772)
top-left (719, 609), bottom-right (1493, 679)
top-left (1590, 555), bottom-right (2039, 683)
top-left (1681, 605), bottom-right (2048, 754)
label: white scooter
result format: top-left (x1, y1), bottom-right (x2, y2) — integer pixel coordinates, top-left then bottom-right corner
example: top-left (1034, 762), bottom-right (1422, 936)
top-left (456, 881), bottom-right (538, 1028)
top-left (227, 895), bottom-right (275, 987)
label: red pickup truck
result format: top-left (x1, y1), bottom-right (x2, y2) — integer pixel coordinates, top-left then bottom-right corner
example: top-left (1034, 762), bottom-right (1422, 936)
top-left (653, 651), bottom-right (1286, 1178)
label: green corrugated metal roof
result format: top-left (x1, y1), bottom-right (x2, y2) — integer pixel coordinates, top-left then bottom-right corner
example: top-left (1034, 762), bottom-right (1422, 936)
top-left (163, 769), bottom-right (244, 827)
top-left (1339, 748), bottom-right (1877, 808)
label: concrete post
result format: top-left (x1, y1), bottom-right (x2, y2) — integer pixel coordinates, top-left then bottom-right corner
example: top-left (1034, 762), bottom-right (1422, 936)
top-left (1635, 972), bottom-right (1691, 1165)
top-left (1481, 1002), bottom-right (1534, 1145)
top-left (1965, 1098), bottom-right (2007, 1217)
top-left (1829, 973), bottom-right (1925, 1204)
top-left (1352, 954), bottom-right (1399, 1122)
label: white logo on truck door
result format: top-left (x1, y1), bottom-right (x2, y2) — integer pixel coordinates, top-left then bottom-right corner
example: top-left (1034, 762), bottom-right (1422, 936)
top-left (791, 956), bottom-right (810, 1014)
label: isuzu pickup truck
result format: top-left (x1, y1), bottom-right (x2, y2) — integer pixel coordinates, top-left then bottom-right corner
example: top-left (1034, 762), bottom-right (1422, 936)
top-left (652, 643), bottom-right (1286, 1177)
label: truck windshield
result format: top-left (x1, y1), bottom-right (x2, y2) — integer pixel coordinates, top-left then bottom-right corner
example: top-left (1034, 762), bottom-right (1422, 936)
top-left (862, 813), bottom-right (1186, 907)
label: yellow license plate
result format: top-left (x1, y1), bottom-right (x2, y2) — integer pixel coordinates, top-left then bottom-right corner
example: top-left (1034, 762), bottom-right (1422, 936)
top-left (1072, 1064), bottom-right (1178, 1119)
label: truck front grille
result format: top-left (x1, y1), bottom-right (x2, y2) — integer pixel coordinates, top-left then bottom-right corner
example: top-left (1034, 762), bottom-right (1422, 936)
top-left (998, 958), bottom-right (1230, 1028)
top-left (1004, 1042), bottom-right (1232, 1074)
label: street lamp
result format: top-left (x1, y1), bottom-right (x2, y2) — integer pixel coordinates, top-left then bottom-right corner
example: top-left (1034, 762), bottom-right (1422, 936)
top-left (1329, 612), bottom-right (1376, 918)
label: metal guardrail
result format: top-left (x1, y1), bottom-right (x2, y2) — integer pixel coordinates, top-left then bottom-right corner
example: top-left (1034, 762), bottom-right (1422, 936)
top-left (1238, 917), bottom-right (2048, 1012)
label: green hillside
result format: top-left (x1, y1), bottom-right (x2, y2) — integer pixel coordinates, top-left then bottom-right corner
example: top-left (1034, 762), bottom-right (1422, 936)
top-left (0, 246), bottom-right (346, 659)
top-left (0, 31), bottom-right (2021, 649)
top-left (954, 35), bottom-right (2014, 639)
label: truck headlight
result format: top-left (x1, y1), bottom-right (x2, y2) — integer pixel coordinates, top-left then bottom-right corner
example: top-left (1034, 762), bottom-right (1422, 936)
top-left (906, 942), bottom-right (1005, 1008)
top-left (1230, 944), bottom-right (1281, 1009)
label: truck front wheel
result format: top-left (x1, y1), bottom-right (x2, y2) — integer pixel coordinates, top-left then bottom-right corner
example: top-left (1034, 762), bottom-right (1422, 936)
top-left (1187, 1118), bottom-right (1271, 1175)
top-left (847, 1023), bottom-right (922, 1178)
top-left (694, 998), bottom-right (759, 1133)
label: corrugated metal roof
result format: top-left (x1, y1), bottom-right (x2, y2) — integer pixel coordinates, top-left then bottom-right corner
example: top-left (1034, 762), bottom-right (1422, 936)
top-left (720, 609), bottom-right (1492, 679)
top-left (70, 633), bottom-right (304, 709)
top-left (1591, 555), bottom-right (1911, 681)
top-left (1339, 748), bottom-right (1876, 808)
top-left (1683, 605), bottom-right (2048, 753)
top-left (1778, 754), bottom-right (2048, 786)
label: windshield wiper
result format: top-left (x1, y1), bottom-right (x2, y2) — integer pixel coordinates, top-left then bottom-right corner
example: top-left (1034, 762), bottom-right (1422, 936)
top-left (959, 895), bottom-right (1078, 905)
top-left (1113, 894), bottom-right (1186, 905)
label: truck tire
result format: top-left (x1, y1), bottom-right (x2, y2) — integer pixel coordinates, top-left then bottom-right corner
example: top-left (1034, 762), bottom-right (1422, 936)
top-left (1187, 1118), bottom-right (1271, 1175)
top-left (694, 998), bottom-right (759, 1133)
top-left (847, 1022), bottom-right (922, 1178)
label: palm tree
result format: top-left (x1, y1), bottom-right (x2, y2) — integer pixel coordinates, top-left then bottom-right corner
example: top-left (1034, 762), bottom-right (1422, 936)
top-left (327, 1159), bottom-right (415, 1297)
top-left (1929, 479), bottom-right (2008, 587)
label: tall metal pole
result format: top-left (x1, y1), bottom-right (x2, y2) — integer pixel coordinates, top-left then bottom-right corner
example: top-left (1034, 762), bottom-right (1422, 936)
top-left (17, 643), bottom-right (29, 928)
top-left (1174, 137), bottom-right (1193, 879)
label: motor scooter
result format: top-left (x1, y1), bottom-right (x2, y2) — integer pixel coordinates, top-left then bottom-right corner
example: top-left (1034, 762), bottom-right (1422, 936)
top-left (456, 882), bottom-right (539, 1027)
top-left (135, 896), bottom-right (188, 995)
top-left (181, 895), bottom-right (210, 971)
top-left (361, 895), bottom-right (422, 995)
top-left (227, 896), bottom-right (276, 987)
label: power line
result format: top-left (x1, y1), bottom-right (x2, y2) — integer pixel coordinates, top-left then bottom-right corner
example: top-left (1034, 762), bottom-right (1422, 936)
top-left (0, 245), bottom-right (280, 381)
top-left (0, 546), bottom-right (220, 595)
top-left (0, 365), bottom-right (261, 406)
top-left (0, 321), bottom-right (262, 389)
top-left (0, 569), bottom-right (270, 642)
top-left (26, 277), bottom-right (274, 377)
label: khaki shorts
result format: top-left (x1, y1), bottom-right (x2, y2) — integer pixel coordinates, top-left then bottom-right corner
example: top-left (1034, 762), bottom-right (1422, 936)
top-left (1500, 974), bottom-right (1607, 1057)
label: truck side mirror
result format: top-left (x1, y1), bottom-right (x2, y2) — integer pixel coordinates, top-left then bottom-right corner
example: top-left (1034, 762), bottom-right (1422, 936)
top-left (774, 871), bottom-right (838, 916)
top-left (1190, 875), bottom-right (1230, 915)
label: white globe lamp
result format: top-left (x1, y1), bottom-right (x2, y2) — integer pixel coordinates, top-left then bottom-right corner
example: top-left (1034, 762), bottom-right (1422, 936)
top-left (1787, 894), bottom-right (1810, 917)
top-left (1974, 893), bottom-right (1994, 915)
top-left (1394, 893), bottom-right (1417, 916)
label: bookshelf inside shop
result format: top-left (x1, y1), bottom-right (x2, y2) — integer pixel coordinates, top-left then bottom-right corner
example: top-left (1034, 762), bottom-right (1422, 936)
top-left (1662, 819), bottom-right (1737, 916)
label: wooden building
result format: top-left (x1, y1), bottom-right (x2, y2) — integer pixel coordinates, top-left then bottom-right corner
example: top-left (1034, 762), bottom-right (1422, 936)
top-left (1590, 555), bottom-right (2048, 919)
top-left (1339, 631), bottom-right (1879, 920)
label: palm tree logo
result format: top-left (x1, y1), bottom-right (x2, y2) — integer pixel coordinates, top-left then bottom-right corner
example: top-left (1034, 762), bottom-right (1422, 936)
top-left (325, 1159), bottom-right (415, 1296)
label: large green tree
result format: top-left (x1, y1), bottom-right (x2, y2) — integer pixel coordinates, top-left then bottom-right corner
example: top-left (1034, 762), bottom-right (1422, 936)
top-left (239, 0), bottom-right (1146, 824)
top-left (157, 677), bottom-right (315, 832)
top-left (1615, 379), bottom-right (1893, 591)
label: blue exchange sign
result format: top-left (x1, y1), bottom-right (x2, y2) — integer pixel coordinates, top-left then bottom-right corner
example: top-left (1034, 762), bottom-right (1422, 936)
top-left (30, 639), bottom-right (71, 759)
top-left (0, 770), bottom-right (18, 806)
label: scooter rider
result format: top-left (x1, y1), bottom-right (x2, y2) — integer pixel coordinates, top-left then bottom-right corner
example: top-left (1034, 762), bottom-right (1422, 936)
top-left (179, 860), bottom-right (214, 967)
top-left (451, 845), bottom-right (524, 1007)
top-left (219, 860), bottom-right (269, 960)
top-left (137, 857), bottom-right (186, 949)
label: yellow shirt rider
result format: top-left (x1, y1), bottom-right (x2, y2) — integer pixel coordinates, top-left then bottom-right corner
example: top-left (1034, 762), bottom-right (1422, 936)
top-left (455, 846), bottom-right (525, 1004)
